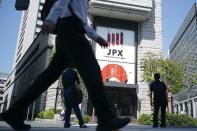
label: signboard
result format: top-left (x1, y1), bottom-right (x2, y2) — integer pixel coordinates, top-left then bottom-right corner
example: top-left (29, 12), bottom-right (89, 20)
top-left (96, 26), bottom-right (136, 84)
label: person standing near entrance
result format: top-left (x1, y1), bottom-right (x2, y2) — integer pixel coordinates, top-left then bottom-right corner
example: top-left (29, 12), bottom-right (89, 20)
top-left (1, 0), bottom-right (130, 130)
top-left (62, 68), bottom-right (87, 128)
top-left (150, 73), bottom-right (168, 128)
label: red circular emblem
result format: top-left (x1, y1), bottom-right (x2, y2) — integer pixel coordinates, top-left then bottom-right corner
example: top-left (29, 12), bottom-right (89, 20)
top-left (101, 64), bottom-right (128, 84)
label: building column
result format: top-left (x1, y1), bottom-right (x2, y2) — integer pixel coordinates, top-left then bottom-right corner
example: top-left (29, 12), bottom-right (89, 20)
top-left (178, 103), bottom-right (181, 115)
top-left (188, 100), bottom-right (192, 116)
top-left (192, 98), bottom-right (196, 118)
top-left (183, 102), bottom-right (186, 114)
top-left (173, 102), bottom-right (177, 114)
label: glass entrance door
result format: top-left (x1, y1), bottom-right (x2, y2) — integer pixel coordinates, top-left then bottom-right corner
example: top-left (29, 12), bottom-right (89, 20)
top-left (105, 86), bottom-right (137, 116)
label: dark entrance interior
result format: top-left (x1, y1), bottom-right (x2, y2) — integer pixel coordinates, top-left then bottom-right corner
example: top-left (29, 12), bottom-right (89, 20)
top-left (105, 86), bottom-right (137, 117)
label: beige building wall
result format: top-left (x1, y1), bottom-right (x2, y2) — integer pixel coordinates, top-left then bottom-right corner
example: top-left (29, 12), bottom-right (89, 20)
top-left (137, 0), bottom-right (163, 115)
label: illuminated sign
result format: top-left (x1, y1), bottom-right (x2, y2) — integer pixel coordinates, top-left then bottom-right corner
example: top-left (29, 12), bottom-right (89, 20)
top-left (96, 26), bottom-right (136, 84)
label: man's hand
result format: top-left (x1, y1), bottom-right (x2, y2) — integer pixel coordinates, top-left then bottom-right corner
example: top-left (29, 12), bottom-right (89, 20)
top-left (96, 37), bottom-right (108, 48)
top-left (41, 20), bottom-right (56, 35)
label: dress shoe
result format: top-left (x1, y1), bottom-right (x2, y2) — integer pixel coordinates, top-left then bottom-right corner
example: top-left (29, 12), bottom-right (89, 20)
top-left (64, 124), bottom-right (71, 128)
top-left (80, 124), bottom-right (87, 128)
top-left (0, 112), bottom-right (31, 130)
top-left (153, 125), bottom-right (158, 128)
top-left (96, 124), bottom-right (112, 131)
top-left (97, 117), bottom-right (130, 130)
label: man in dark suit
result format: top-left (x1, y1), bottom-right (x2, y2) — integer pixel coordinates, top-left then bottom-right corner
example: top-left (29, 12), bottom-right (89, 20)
top-left (150, 73), bottom-right (168, 128)
top-left (1, 0), bottom-right (130, 130)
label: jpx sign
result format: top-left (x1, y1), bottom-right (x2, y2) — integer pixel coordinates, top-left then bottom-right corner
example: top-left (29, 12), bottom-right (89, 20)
top-left (107, 49), bottom-right (123, 57)
top-left (96, 26), bottom-right (135, 63)
top-left (95, 26), bottom-right (136, 84)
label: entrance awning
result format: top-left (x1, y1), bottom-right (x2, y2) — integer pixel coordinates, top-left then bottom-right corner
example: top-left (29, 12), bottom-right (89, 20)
top-left (89, 0), bottom-right (152, 22)
top-left (104, 82), bottom-right (138, 92)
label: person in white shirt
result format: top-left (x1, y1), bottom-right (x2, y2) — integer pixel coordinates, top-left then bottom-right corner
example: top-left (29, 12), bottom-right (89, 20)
top-left (1, 0), bottom-right (130, 130)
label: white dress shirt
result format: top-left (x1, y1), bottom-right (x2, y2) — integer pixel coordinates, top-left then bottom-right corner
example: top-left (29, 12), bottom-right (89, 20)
top-left (46, 0), bottom-right (100, 41)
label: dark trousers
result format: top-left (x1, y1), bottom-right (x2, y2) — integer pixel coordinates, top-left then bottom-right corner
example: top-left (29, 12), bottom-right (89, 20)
top-left (64, 103), bottom-right (84, 126)
top-left (64, 88), bottom-right (84, 126)
top-left (6, 16), bottom-right (114, 121)
top-left (153, 103), bottom-right (167, 127)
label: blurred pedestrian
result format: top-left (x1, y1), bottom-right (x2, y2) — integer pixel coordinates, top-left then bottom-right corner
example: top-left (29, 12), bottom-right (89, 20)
top-left (1, 0), bottom-right (130, 130)
top-left (62, 68), bottom-right (87, 128)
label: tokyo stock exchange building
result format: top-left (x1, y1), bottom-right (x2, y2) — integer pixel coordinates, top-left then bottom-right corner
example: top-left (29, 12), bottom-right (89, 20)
top-left (2, 0), bottom-right (162, 119)
top-left (86, 0), bottom-right (163, 117)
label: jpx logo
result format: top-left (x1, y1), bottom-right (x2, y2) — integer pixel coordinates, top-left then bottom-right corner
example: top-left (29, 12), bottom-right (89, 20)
top-left (107, 32), bottom-right (124, 46)
top-left (107, 49), bottom-right (123, 57)
top-left (107, 32), bottom-right (124, 57)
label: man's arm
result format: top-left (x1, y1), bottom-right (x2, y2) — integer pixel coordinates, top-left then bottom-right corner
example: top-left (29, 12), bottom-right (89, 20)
top-left (84, 19), bottom-right (99, 41)
top-left (164, 82), bottom-right (168, 105)
top-left (150, 89), bottom-right (154, 111)
top-left (84, 18), bottom-right (108, 48)
top-left (74, 70), bottom-right (80, 85)
top-left (41, 0), bottom-right (70, 34)
top-left (149, 84), bottom-right (153, 107)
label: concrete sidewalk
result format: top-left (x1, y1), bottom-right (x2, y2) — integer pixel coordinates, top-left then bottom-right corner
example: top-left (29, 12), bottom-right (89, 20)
top-left (0, 121), bottom-right (197, 131)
